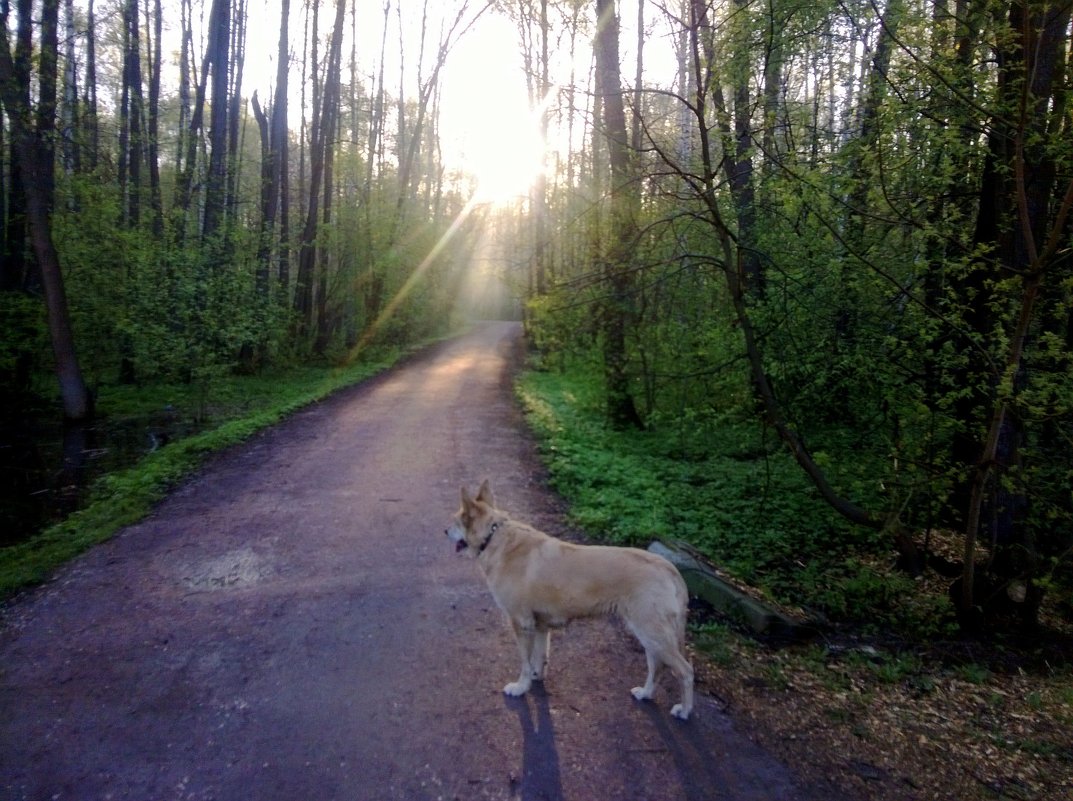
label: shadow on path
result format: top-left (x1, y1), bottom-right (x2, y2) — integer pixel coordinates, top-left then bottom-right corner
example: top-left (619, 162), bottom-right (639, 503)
top-left (505, 685), bottom-right (564, 801)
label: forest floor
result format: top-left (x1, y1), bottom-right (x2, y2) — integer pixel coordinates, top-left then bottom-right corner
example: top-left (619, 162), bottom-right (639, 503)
top-left (689, 564), bottom-right (1073, 801)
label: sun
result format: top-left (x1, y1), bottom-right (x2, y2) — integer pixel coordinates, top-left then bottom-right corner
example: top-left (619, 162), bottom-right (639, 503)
top-left (440, 15), bottom-right (547, 205)
top-left (465, 120), bottom-right (545, 206)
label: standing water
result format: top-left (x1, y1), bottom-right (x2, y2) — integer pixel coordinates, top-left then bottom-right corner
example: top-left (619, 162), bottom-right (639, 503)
top-left (0, 406), bottom-right (200, 547)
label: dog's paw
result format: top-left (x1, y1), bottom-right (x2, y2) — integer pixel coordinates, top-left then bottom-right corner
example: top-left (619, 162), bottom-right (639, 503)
top-left (630, 686), bottom-right (653, 702)
top-left (503, 680), bottom-right (531, 697)
top-left (670, 703), bottom-right (691, 720)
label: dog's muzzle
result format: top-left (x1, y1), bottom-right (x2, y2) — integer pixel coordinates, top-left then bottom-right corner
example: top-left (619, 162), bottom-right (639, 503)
top-left (446, 529), bottom-right (468, 552)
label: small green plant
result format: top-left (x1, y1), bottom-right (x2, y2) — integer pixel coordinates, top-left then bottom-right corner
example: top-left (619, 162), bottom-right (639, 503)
top-left (956, 663), bottom-right (993, 684)
top-left (690, 622), bottom-right (736, 666)
top-left (762, 661), bottom-right (792, 691)
top-left (869, 651), bottom-right (924, 684)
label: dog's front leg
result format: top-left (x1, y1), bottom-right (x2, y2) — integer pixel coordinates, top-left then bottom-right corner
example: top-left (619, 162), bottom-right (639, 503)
top-left (504, 619), bottom-right (536, 696)
top-left (529, 628), bottom-right (550, 681)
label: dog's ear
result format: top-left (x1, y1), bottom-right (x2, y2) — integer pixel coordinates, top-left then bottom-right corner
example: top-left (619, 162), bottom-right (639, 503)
top-left (475, 480), bottom-right (495, 508)
top-left (460, 485), bottom-right (474, 512)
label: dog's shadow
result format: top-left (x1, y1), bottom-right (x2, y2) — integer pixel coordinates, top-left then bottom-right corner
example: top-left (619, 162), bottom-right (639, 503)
top-left (504, 685), bottom-right (564, 801)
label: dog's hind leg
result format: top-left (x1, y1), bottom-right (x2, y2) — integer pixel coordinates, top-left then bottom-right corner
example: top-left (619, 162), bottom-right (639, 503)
top-left (504, 620), bottom-right (536, 697)
top-left (630, 647), bottom-right (659, 703)
top-left (664, 648), bottom-right (694, 720)
top-left (627, 618), bottom-right (695, 719)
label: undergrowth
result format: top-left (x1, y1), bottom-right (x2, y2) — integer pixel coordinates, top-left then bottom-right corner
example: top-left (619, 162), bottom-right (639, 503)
top-left (516, 366), bottom-right (957, 636)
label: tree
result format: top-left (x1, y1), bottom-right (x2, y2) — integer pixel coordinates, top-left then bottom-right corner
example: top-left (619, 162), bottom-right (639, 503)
top-left (272, 0), bottom-right (292, 293)
top-left (593, 0), bottom-right (642, 428)
top-left (953, 0), bottom-right (1073, 625)
top-left (145, 0), bottom-right (164, 237)
top-left (295, 0), bottom-right (346, 340)
top-left (0, 0), bottom-right (92, 419)
top-left (202, 0), bottom-right (232, 241)
top-left (118, 0), bottom-right (144, 227)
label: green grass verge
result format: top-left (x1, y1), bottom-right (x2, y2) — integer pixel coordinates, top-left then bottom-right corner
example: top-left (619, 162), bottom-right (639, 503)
top-left (0, 346), bottom-right (415, 596)
top-left (516, 367), bottom-right (956, 634)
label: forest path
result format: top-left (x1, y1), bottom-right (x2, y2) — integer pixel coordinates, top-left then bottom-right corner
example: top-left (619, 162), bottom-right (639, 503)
top-left (1, 322), bottom-right (828, 801)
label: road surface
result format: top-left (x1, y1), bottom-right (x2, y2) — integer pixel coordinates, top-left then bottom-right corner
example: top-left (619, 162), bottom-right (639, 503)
top-left (1, 322), bottom-right (829, 800)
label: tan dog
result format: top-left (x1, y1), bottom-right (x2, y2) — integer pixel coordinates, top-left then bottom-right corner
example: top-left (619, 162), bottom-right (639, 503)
top-left (444, 481), bottom-right (694, 720)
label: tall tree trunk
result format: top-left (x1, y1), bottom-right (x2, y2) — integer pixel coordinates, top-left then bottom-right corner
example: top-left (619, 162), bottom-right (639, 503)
top-left (594, 0), bottom-right (642, 428)
top-left (691, 0), bottom-right (762, 298)
top-left (294, 0), bottom-right (321, 332)
top-left (82, 0), bottom-right (99, 171)
top-left (202, 0), bottom-right (231, 241)
top-left (145, 0), bottom-right (164, 237)
top-left (36, 0), bottom-right (59, 207)
top-left (174, 0), bottom-right (213, 243)
top-left (314, 0), bottom-right (347, 353)
top-left (2, 0), bottom-right (32, 291)
top-left (251, 91), bottom-right (273, 296)
top-left (272, 0), bottom-right (291, 294)
top-left (119, 0), bottom-right (144, 228)
top-left (631, 0), bottom-right (643, 154)
top-left (0, 5), bottom-right (92, 420)
top-left (760, 0), bottom-right (784, 179)
top-left (226, 0), bottom-right (247, 222)
top-left (175, 0), bottom-right (191, 178)
top-left (61, 0), bottom-right (79, 176)
top-left (531, 0), bottom-right (550, 296)
top-left (363, 0), bottom-right (391, 321)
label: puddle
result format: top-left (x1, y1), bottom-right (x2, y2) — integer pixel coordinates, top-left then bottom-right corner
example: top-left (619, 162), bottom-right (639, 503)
top-left (0, 409), bottom-right (204, 547)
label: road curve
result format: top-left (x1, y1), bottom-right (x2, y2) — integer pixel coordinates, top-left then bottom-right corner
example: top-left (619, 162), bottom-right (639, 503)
top-left (1, 322), bottom-right (828, 801)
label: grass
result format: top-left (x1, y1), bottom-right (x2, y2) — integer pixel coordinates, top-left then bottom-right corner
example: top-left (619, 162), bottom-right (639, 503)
top-left (515, 365), bottom-right (957, 634)
top-left (0, 344), bottom-right (418, 597)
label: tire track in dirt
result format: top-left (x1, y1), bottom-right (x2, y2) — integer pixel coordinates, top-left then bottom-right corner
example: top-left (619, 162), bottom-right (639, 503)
top-left (0, 322), bottom-right (831, 800)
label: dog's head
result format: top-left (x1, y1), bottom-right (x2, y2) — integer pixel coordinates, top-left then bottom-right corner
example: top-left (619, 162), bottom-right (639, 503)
top-left (445, 480), bottom-right (497, 557)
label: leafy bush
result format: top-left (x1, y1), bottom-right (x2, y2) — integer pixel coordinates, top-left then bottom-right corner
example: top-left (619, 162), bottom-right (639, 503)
top-left (517, 365), bottom-right (955, 634)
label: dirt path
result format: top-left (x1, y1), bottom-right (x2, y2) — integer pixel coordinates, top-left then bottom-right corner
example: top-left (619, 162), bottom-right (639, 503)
top-left (1, 322), bottom-right (830, 801)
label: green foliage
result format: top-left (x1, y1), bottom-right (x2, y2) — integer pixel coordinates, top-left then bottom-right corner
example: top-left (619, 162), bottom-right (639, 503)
top-left (956, 663), bottom-right (993, 685)
top-left (690, 621), bottom-right (737, 667)
top-left (517, 365), bottom-right (949, 631)
top-left (0, 291), bottom-right (48, 406)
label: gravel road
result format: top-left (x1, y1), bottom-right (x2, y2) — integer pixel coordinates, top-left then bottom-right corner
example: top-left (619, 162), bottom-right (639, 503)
top-left (1, 321), bottom-right (830, 801)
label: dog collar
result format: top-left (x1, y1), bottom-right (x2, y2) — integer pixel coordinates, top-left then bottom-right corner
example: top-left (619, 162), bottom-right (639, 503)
top-left (478, 522), bottom-right (500, 554)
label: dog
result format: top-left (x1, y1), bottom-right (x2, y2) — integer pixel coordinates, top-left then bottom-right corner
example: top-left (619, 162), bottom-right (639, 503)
top-left (444, 481), bottom-right (694, 720)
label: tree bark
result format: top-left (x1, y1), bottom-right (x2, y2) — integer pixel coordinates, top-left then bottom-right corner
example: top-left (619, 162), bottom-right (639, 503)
top-left (0, 7), bottom-right (92, 420)
top-left (82, 0), bottom-right (99, 171)
top-left (314, 0), bottom-right (347, 353)
top-left (1, 0), bottom-right (31, 291)
top-left (272, 0), bottom-right (291, 293)
top-left (251, 91), bottom-right (273, 296)
top-left (226, 0), bottom-right (247, 222)
top-left (594, 0), bottom-right (642, 428)
top-left (145, 0), bottom-right (164, 237)
top-left (119, 0), bottom-right (144, 228)
top-left (202, 0), bottom-right (231, 241)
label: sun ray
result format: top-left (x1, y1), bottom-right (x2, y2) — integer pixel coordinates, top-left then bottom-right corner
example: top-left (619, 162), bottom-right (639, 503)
top-left (347, 193), bottom-right (484, 360)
